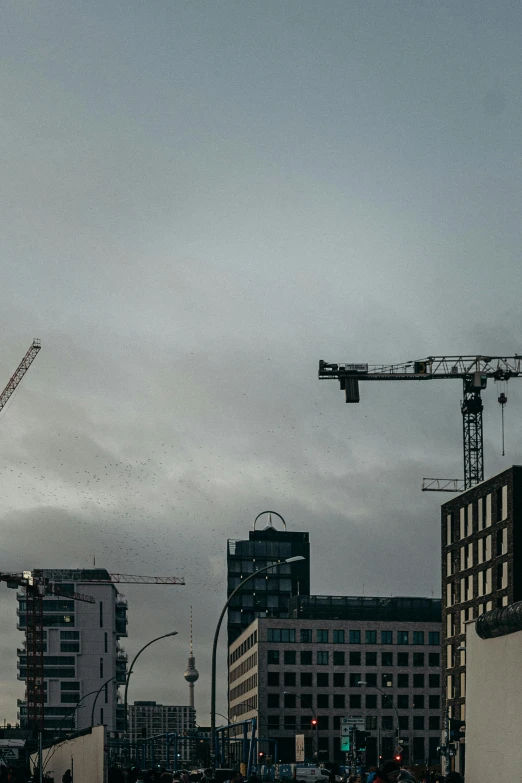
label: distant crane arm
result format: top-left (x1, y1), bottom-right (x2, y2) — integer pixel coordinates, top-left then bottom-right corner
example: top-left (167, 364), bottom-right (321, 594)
top-left (0, 339), bottom-right (41, 413)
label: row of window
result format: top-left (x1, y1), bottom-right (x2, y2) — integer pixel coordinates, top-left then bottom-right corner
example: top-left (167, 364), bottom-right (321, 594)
top-left (228, 577), bottom-right (292, 592)
top-left (230, 652), bottom-right (257, 683)
top-left (265, 691), bottom-right (441, 715)
top-left (266, 714), bottom-right (440, 732)
top-left (447, 562), bottom-right (508, 606)
top-left (267, 649), bottom-right (441, 667)
top-left (446, 486), bottom-right (507, 545)
top-left (446, 533), bottom-right (507, 578)
top-left (229, 673), bottom-right (258, 701)
top-left (267, 628), bottom-right (440, 645)
top-left (230, 630), bottom-right (258, 664)
top-left (267, 671), bottom-right (440, 689)
top-left (446, 597), bottom-right (507, 637)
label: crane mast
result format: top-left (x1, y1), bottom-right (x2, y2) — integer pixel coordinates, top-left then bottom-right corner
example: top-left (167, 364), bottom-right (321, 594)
top-left (319, 355), bottom-right (522, 491)
top-left (0, 340), bottom-right (41, 413)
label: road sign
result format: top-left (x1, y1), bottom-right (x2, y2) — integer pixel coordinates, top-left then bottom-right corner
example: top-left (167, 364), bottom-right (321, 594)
top-left (342, 716), bottom-right (365, 728)
top-left (0, 749), bottom-right (19, 760)
top-left (395, 746), bottom-right (403, 755)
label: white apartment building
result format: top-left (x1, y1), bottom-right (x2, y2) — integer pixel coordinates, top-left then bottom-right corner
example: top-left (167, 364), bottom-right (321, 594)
top-left (17, 569), bottom-right (128, 736)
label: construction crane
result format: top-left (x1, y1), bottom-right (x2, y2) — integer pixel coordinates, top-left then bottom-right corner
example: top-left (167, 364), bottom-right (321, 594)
top-left (0, 569), bottom-right (184, 733)
top-left (318, 355), bottom-right (522, 492)
top-left (0, 340), bottom-right (41, 415)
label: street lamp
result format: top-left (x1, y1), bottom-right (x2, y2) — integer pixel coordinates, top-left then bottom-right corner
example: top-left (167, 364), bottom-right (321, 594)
top-left (124, 631), bottom-right (178, 737)
top-left (358, 680), bottom-right (400, 762)
top-left (285, 692), bottom-right (317, 761)
top-left (211, 555), bottom-right (306, 770)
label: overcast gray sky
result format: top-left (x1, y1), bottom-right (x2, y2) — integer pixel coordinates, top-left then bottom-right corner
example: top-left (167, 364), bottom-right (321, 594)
top-left (1, 0), bottom-right (522, 725)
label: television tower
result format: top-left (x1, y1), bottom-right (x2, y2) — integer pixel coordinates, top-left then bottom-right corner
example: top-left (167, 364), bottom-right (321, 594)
top-left (184, 607), bottom-right (199, 708)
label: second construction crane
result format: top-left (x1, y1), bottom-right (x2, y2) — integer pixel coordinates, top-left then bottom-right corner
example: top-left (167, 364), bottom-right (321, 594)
top-left (0, 339), bottom-right (41, 416)
top-left (319, 355), bottom-right (522, 491)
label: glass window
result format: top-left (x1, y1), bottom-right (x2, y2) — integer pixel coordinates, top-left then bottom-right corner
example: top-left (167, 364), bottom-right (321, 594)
top-left (317, 694), bottom-right (329, 709)
top-left (281, 629), bottom-right (295, 642)
top-left (365, 673), bottom-right (377, 687)
top-left (381, 631), bottom-right (393, 644)
top-left (333, 629), bottom-right (345, 643)
top-left (413, 631), bottom-right (424, 645)
top-left (366, 694), bottom-right (377, 709)
top-left (284, 650), bottom-right (296, 665)
top-left (333, 651), bottom-right (345, 666)
top-left (333, 673), bottom-right (345, 687)
top-left (317, 672), bottom-right (329, 687)
top-left (429, 716), bottom-right (440, 730)
top-left (267, 672), bottom-right (279, 686)
top-left (397, 652), bottom-right (408, 667)
top-left (398, 716), bottom-right (409, 730)
top-left (381, 652), bottom-right (393, 667)
top-left (300, 672), bottom-right (312, 687)
top-left (317, 651), bottom-right (329, 665)
top-left (429, 695), bottom-right (440, 709)
top-left (267, 629), bottom-right (280, 642)
top-left (413, 716), bottom-right (425, 730)
top-left (333, 694), bottom-right (345, 709)
top-left (284, 672), bottom-right (296, 687)
top-left (413, 673), bottom-right (424, 688)
top-left (318, 715), bottom-right (329, 730)
top-left (429, 674), bottom-right (440, 688)
top-left (397, 694), bottom-right (409, 709)
top-left (429, 653), bottom-right (440, 667)
top-left (413, 652), bottom-right (425, 667)
top-left (300, 650), bottom-right (312, 665)
top-left (267, 650), bottom-right (279, 665)
top-left (284, 715), bottom-right (296, 729)
top-left (349, 630), bottom-right (361, 644)
top-left (413, 694), bottom-right (424, 709)
top-left (349, 695), bottom-right (361, 709)
top-left (382, 673), bottom-right (393, 688)
top-left (366, 651), bottom-right (377, 666)
top-left (381, 694), bottom-right (393, 709)
top-left (397, 631), bottom-right (409, 645)
top-left (300, 629), bottom-right (312, 643)
top-left (349, 673), bottom-right (361, 687)
top-left (397, 673), bottom-right (409, 688)
top-left (284, 693), bottom-right (296, 708)
top-left (317, 629), bottom-right (329, 643)
top-left (366, 630), bottom-right (377, 644)
top-left (267, 693), bottom-right (279, 708)
top-left (349, 651), bottom-right (361, 666)
top-left (428, 631), bottom-right (440, 645)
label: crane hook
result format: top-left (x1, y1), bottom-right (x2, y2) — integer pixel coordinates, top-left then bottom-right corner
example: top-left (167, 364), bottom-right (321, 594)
top-left (498, 389), bottom-right (508, 456)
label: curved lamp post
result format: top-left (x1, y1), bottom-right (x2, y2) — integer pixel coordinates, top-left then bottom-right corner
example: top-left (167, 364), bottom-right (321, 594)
top-left (358, 680), bottom-right (400, 762)
top-left (90, 675), bottom-right (118, 727)
top-left (211, 555), bottom-right (306, 770)
top-left (124, 631), bottom-right (178, 737)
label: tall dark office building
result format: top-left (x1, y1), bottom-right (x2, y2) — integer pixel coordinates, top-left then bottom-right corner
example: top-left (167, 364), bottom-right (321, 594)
top-left (227, 518), bottom-right (310, 645)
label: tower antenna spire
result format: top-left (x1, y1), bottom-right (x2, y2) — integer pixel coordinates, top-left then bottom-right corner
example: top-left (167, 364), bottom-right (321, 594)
top-left (184, 607), bottom-right (199, 709)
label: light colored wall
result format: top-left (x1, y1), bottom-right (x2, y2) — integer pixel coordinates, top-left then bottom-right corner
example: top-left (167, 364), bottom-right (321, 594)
top-left (466, 621), bottom-right (522, 781)
top-left (33, 726), bottom-right (105, 783)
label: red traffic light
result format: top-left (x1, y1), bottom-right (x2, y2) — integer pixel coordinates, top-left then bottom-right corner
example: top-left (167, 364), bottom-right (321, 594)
top-left (259, 752), bottom-right (265, 758)
top-left (311, 718), bottom-right (318, 726)
top-left (394, 755), bottom-right (402, 762)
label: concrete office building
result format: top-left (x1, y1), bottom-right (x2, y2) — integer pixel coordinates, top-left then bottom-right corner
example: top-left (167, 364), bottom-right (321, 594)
top-left (227, 516), bottom-right (310, 645)
top-left (128, 701), bottom-right (196, 765)
top-left (16, 569), bottom-right (128, 735)
top-left (228, 596), bottom-right (442, 765)
top-left (441, 465), bottom-right (522, 768)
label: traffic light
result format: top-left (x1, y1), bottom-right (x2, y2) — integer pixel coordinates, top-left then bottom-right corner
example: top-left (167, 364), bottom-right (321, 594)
top-left (311, 718), bottom-right (318, 727)
top-left (258, 752), bottom-right (265, 761)
top-left (394, 755), bottom-right (402, 763)
top-left (448, 718), bottom-right (465, 741)
top-left (355, 730), bottom-right (370, 751)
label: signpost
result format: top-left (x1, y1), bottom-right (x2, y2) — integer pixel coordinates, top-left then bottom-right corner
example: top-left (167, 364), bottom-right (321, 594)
top-left (295, 734), bottom-right (305, 763)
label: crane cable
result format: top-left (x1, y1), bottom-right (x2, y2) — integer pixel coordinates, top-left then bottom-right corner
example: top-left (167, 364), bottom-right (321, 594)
top-left (498, 380), bottom-right (508, 456)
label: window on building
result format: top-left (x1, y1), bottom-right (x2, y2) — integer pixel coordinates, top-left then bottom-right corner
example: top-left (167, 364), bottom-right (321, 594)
top-left (333, 651), bottom-right (345, 666)
top-left (413, 695), bottom-right (424, 709)
top-left (413, 631), bottom-right (424, 645)
top-left (104, 632), bottom-right (108, 654)
top-left (429, 653), bottom-right (440, 667)
top-left (349, 673), bottom-right (361, 687)
top-left (300, 650), bottom-right (312, 665)
top-left (413, 653), bottom-right (424, 667)
top-left (267, 628), bottom-right (295, 642)
top-left (349, 630), bottom-right (361, 644)
top-left (366, 651), bottom-right (377, 666)
top-left (446, 514), bottom-right (453, 545)
top-left (398, 716), bottom-right (409, 730)
top-left (397, 631), bottom-right (409, 645)
top-left (60, 642), bottom-right (79, 653)
top-left (382, 674), bottom-right (393, 688)
top-left (349, 695), bottom-right (361, 709)
top-left (284, 693), bottom-right (296, 708)
top-left (300, 629), bottom-right (312, 642)
top-left (333, 673), bottom-right (345, 687)
top-left (267, 715), bottom-right (279, 729)
top-left (429, 695), bottom-right (440, 709)
top-left (284, 715), bottom-right (296, 729)
top-left (397, 695), bottom-right (409, 709)
top-left (447, 551), bottom-right (452, 576)
top-left (267, 650), bottom-right (279, 665)
top-left (317, 651), bottom-right (329, 665)
top-left (300, 715), bottom-right (312, 729)
top-left (284, 672), bottom-right (296, 687)
top-left (366, 630), bottom-right (377, 644)
top-left (381, 631), bottom-right (393, 645)
top-left (267, 672), bottom-right (279, 686)
top-left (267, 694), bottom-right (279, 708)
top-left (413, 674), bottom-right (424, 688)
top-left (381, 652), bottom-right (393, 667)
top-left (317, 629), bottom-right (328, 643)
top-left (317, 672), bottom-right (329, 688)
top-left (284, 649), bottom-right (296, 665)
top-left (365, 673), bottom-right (377, 687)
top-left (100, 658), bottom-right (103, 678)
top-left (317, 694), bottom-right (329, 709)
top-left (99, 602), bottom-right (103, 628)
top-left (429, 715), bottom-right (440, 731)
top-left (349, 651), bottom-right (361, 666)
top-left (382, 716), bottom-right (393, 730)
top-left (459, 508), bottom-right (465, 539)
top-left (429, 674), bottom-right (440, 688)
top-left (366, 694), bottom-right (377, 709)
top-left (333, 694), bottom-right (345, 709)
top-left (366, 716), bottom-right (377, 730)
top-left (333, 716), bottom-right (341, 730)
top-left (381, 694), bottom-right (393, 709)
top-left (333, 629), bottom-right (345, 643)
top-left (300, 672), bottom-right (312, 687)
top-left (397, 652), bottom-right (408, 667)
top-left (413, 715), bottom-right (425, 730)
top-left (428, 631), bottom-right (440, 646)
top-left (486, 493), bottom-right (492, 526)
top-left (318, 715), bottom-right (329, 730)
top-left (397, 673), bottom-right (409, 688)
